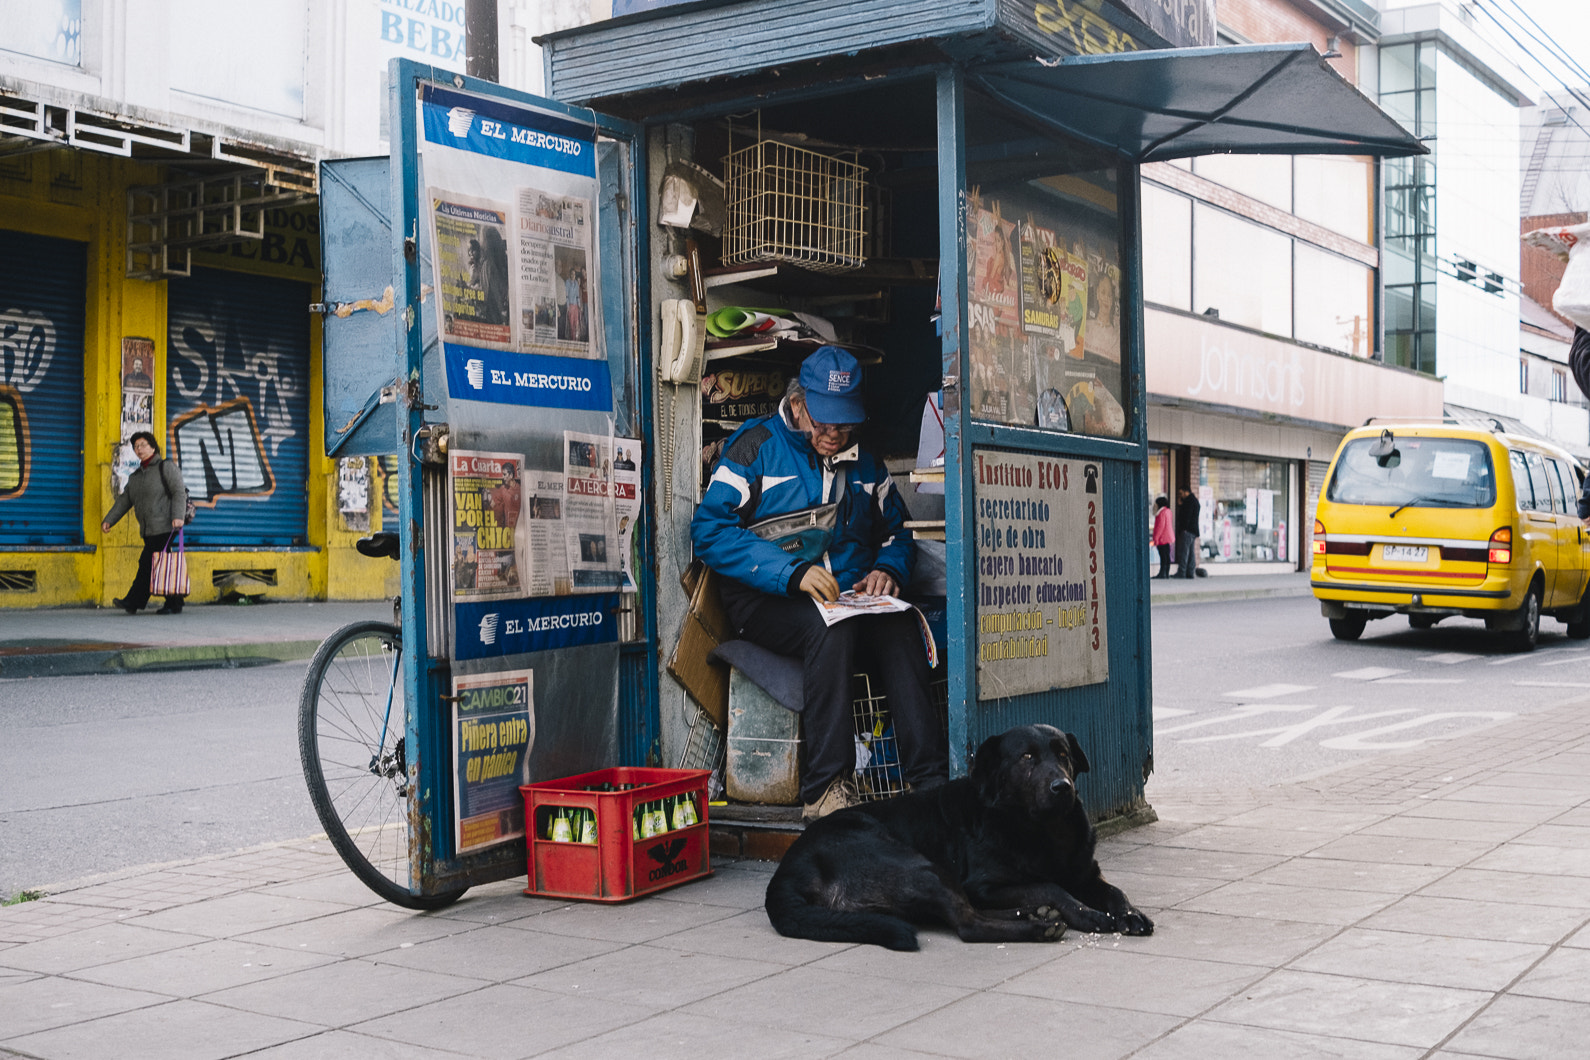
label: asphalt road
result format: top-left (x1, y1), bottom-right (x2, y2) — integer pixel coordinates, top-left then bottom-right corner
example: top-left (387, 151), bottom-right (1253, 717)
top-left (0, 661), bottom-right (321, 899)
top-left (4, 594), bottom-right (1586, 900)
top-left (1148, 593), bottom-right (1590, 795)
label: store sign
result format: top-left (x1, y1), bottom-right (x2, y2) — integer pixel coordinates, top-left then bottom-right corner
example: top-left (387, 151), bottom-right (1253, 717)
top-left (1145, 308), bottom-right (1444, 427)
top-left (454, 594), bottom-right (620, 661)
top-left (974, 450), bottom-right (1108, 699)
top-left (1106, 0), bottom-right (1215, 48)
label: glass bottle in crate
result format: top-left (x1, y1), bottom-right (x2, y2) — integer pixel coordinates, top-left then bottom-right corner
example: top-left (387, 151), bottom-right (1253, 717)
top-left (671, 793), bottom-right (695, 830)
top-left (551, 809), bottom-right (573, 842)
top-left (578, 808), bottom-right (597, 845)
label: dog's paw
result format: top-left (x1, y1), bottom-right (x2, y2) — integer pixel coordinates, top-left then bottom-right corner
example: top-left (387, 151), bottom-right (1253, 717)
top-left (1032, 904), bottom-right (1061, 923)
top-left (1067, 907), bottom-right (1119, 935)
top-left (1022, 917), bottom-right (1066, 942)
top-left (1117, 910), bottom-right (1155, 936)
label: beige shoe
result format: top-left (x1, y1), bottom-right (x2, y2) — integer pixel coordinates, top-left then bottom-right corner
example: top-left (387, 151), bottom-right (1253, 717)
top-left (802, 775), bottom-right (859, 821)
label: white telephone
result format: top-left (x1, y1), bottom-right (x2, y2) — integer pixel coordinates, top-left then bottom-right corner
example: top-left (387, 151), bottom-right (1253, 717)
top-left (658, 298), bottom-right (705, 386)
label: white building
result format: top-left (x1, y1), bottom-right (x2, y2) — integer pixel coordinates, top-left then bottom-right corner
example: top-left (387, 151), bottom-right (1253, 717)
top-left (1378, 1), bottom-right (1588, 458)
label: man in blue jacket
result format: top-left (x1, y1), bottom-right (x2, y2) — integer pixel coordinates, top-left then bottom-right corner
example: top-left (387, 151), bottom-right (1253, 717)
top-left (692, 347), bottom-right (946, 819)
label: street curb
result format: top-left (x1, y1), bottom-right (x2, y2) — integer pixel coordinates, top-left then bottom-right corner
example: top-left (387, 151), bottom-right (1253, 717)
top-left (1151, 587), bottom-right (1312, 606)
top-left (0, 639), bottom-right (323, 679)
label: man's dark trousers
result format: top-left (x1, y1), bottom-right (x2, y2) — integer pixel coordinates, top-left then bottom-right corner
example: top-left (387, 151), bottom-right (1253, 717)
top-left (1176, 531), bottom-right (1198, 578)
top-left (727, 592), bottom-right (944, 805)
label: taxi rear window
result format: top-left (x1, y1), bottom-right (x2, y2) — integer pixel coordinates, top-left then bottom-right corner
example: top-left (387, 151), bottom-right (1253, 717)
top-left (1326, 437), bottom-right (1497, 509)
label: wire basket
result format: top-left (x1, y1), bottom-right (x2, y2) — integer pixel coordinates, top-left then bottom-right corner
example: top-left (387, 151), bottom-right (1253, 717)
top-left (678, 705), bottom-right (726, 800)
top-left (850, 674), bottom-right (949, 802)
top-left (723, 137), bottom-right (868, 274)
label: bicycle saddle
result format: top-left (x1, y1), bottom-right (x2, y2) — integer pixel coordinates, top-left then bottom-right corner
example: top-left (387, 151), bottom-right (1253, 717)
top-left (356, 532), bottom-right (400, 560)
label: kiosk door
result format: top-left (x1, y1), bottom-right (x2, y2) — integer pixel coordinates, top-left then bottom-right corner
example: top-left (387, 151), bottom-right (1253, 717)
top-left (318, 62), bottom-right (651, 901)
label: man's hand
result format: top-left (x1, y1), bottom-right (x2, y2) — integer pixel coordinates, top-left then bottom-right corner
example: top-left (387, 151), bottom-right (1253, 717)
top-left (798, 566), bottom-right (839, 603)
top-left (853, 570), bottom-right (898, 597)
top-left (172, 518), bottom-right (184, 529)
top-left (101, 521), bottom-right (112, 534)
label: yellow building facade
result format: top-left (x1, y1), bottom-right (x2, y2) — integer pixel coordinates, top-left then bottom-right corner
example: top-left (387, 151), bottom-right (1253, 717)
top-left (0, 149), bottom-right (395, 608)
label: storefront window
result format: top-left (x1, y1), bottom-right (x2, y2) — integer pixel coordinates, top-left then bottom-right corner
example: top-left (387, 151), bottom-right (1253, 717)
top-left (2, 0), bottom-right (80, 65)
top-left (1192, 154), bottom-right (1292, 211)
top-left (1192, 203), bottom-right (1292, 336)
top-left (1294, 244), bottom-right (1372, 356)
top-left (964, 94), bottom-right (1127, 437)
top-left (1142, 184), bottom-right (1191, 311)
top-left (1294, 156), bottom-right (1373, 243)
top-left (1198, 453), bottom-right (1292, 565)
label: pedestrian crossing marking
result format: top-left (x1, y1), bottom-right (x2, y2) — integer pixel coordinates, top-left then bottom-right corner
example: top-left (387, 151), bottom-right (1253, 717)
top-left (1333, 667), bottom-right (1408, 681)
top-left (1221, 683), bottom-right (1315, 699)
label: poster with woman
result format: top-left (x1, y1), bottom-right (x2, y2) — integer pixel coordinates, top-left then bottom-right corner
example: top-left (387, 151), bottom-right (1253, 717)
top-left (968, 172), bottom-right (1126, 437)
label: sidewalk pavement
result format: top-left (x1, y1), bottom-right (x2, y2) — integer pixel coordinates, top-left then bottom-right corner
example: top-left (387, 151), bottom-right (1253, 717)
top-left (2, 570), bottom-right (1308, 680)
top-left (6, 685), bottom-right (1590, 1059)
top-left (1148, 569), bottom-right (1313, 606)
top-left (0, 601), bottom-right (393, 679)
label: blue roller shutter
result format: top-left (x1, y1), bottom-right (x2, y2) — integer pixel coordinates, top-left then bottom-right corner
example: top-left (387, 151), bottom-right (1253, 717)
top-left (167, 268), bottom-right (311, 546)
top-left (0, 230), bottom-right (86, 546)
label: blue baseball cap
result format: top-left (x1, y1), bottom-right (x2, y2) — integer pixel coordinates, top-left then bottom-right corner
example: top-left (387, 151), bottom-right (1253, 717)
top-left (798, 346), bottom-right (865, 425)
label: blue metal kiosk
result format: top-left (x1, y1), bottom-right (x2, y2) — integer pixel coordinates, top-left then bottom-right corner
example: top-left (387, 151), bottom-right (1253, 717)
top-left (317, 1), bottom-right (1422, 902)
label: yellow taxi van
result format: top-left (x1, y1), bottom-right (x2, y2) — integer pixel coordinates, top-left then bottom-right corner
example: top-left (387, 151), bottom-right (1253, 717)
top-left (1312, 423), bottom-right (1590, 651)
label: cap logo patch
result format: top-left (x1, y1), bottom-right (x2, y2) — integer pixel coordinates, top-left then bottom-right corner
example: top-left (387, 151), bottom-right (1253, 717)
top-left (827, 370), bottom-right (851, 391)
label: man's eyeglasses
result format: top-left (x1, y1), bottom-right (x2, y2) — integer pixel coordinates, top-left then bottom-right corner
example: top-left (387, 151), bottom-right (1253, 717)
top-left (808, 421), bottom-right (860, 439)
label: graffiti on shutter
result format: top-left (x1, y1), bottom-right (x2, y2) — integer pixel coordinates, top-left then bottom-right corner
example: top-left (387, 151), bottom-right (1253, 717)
top-left (0, 309), bottom-right (58, 498)
top-left (168, 320), bottom-right (302, 506)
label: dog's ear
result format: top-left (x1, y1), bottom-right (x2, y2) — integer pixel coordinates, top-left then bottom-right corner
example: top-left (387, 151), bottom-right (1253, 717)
top-left (1065, 732), bottom-right (1090, 775)
top-left (970, 732), bottom-right (1006, 803)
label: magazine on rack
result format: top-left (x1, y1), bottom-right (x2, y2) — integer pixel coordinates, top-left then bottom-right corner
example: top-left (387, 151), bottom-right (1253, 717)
top-left (449, 449), bottom-right (529, 601)
top-left (516, 188), bottom-right (599, 358)
top-left (431, 191), bottom-right (513, 350)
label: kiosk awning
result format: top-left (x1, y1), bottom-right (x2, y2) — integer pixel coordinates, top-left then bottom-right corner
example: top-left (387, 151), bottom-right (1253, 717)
top-left (971, 43), bottom-right (1426, 162)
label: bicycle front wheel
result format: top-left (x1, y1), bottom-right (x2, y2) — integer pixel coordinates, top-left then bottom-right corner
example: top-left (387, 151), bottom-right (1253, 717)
top-left (298, 620), bottom-right (466, 910)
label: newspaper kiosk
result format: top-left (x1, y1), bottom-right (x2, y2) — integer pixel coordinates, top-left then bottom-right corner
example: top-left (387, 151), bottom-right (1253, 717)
top-left (316, 2), bottom-right (1424, 903)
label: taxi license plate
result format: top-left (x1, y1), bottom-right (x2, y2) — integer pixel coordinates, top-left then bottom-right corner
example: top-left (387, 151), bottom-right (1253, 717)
top-left (1383, 545), bottom-right (1428, 562)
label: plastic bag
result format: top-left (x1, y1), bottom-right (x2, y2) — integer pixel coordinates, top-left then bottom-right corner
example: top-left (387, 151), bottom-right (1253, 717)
top-left (1524, 222), bottom-right (1590, 329)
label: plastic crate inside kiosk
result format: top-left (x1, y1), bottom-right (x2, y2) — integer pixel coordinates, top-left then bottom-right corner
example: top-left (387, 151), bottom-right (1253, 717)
top-left (521, 768), bottom-right (712, 902)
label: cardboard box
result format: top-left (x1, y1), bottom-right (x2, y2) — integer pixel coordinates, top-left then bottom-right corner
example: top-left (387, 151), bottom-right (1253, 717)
top-left (666, 564), bottom-right (730, 728)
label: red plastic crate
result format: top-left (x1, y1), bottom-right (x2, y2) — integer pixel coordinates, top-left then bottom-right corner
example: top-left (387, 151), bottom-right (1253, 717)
top-left (520, 767), bottom-right (712, 902)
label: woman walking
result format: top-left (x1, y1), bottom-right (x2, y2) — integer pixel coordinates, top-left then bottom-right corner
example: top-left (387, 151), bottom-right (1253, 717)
top-left (1150, 495), bottom-right (1174, 579)
top-left (103, 432), bottom-right (188, 614)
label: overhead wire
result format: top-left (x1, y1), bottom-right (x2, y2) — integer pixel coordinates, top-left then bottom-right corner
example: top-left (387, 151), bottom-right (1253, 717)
top-left (1471, 0), bottom-right (1590, 109)
top-left (1468, 0), bottom-right (1590, 147)
top-left (1492, 0), bottom-right (1590, 90)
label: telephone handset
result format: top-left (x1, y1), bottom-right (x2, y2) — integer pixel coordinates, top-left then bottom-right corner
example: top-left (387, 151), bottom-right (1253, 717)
top-left (659, 298), bottom-right (705, 385)
top-left (659, 239), bottom-right (708, 386)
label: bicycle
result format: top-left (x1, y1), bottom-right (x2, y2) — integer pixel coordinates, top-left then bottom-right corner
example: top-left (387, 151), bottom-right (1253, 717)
top-left (297, 532), bottom-right (468, 909)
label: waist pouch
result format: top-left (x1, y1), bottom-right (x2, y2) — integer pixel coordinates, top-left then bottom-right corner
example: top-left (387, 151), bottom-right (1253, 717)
top-left (746, 504), bottom-right (837, 564)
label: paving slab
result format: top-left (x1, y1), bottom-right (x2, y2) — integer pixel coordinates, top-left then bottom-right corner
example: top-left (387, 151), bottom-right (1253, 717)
top-left (1, 680), bottom-right (1589, 1059)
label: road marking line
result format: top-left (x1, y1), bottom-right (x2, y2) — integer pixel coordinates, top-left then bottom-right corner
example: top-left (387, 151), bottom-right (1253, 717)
top-left (1539, 656), bottom-right (1590, 667)
top-left (1514, 681), bottom-right (1590, 688)
top-left (1374, 678), bottom-right (1465, 684)
top-left (1418, 652), bottom-right (1481, 664)
top-left (1222, 683), bottom-right (1315, 699)
top-left (1487, 655), bottom-right (1532, 665)
top-left (1333, 667), bottom-right (1409, 680)
top-left (1157, 704), bottom-right (1319, 736)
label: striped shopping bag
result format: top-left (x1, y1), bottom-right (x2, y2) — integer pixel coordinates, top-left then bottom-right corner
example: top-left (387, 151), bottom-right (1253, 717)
top-left (150, 529), bottom-right (190, 596)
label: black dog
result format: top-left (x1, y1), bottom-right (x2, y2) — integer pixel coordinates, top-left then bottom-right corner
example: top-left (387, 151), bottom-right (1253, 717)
top-left (765, 724), bottom-right (1154, 951)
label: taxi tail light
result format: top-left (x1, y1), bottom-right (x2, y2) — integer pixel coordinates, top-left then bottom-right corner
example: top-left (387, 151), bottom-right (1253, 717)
top-left (1488, 527), bottom-right (1512, 565)
top-left (1312, 519), bottom-right (1326, 555)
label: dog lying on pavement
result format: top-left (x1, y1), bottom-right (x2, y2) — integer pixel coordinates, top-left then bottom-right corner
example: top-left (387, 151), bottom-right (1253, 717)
top-left (765, 724), bottom-right (1154, 950)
